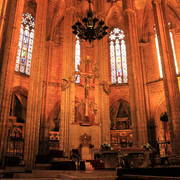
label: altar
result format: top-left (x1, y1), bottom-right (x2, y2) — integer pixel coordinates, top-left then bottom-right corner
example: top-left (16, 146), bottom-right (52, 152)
top-left (101, 148), bottom-right (152, 169)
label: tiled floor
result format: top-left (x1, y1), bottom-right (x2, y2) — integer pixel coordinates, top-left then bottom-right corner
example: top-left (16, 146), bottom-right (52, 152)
top-left (1, 170), bottom-right (118, 180)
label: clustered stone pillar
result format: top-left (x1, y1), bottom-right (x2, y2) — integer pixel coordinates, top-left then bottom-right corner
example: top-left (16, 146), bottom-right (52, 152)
top-left (122, 0), bottom-right (148, 147)
top-left (152, 0), bottom-right (180, 157)
top-left (38, 40), bottom-right (54, 155)
top-left (93, 0), bottom-right (111, 145)
top-left (0, 0), bottom-right (8, 48)
top-left (0, 0), bottom-right (25, 164)
top-left (60, 6), bottom-right (75, 157)
top-left (94, 29), bottom-right (110, 144)
top-left (23, 0), bottom-right (48, 170)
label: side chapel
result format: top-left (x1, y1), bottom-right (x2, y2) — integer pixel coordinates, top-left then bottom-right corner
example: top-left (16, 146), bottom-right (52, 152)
top-left (0, 0), bottom-right (180, 170)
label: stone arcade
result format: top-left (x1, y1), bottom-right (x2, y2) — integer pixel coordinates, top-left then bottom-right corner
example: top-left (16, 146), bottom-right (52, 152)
top-left (0, 0), bottom-right (180, 175)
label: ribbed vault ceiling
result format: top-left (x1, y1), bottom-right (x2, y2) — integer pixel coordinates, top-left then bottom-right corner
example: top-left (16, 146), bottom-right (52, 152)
top-left (46, 0), bottom-right (179, 42)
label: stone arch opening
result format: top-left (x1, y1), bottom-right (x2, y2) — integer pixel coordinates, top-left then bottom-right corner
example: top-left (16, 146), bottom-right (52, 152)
top-left (48, 102), bottom-right (61, 150)
top-left (110, 99), bottom-right (132, 148)
top-left (155, 100), bottom-right (172, 158)
top-left (5, 87), bottom-right (28, 166)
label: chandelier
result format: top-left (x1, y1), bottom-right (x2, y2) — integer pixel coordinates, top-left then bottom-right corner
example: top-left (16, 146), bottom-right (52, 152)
top-left (72, 0), bottom-right (108, 43)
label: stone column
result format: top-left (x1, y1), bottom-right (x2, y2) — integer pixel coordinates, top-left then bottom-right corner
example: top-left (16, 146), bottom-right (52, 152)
top-left (23, 0), bottom-right (48, 170)
top-left (39, 41), bottom-right (54, 155)
top-left (152, 0), bottom-right (180, 156)
top-left (122, 0), bottom-right (148, 147)
top-left (0, 0), bottom-right (24, 163)
top-left (94, 33), bottom-right (110, 144)
top-left (139, 41), bottom-right (158, 149)
top-left (0, 0), bottom-right (8, 48)
top-left (60, 6), bottom-right (75, 156)
top-left (94, 2), bottom-right (111, 145)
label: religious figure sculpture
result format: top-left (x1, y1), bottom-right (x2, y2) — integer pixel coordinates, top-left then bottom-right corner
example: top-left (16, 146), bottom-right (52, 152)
top-left (61, 76), bottom-right (74, 91)
top-left (75, 56), bottom-right (99, 125)
top-left (100, 81), bottom-right (112, 95)
top-left (88, 101), bottom-right (97, 123)
top-left (75, 99), bottom-right (85, 122)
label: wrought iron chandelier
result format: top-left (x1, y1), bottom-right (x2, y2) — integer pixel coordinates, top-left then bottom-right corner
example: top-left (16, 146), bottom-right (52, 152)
top-left (72, 0), bottom-right (108, 43)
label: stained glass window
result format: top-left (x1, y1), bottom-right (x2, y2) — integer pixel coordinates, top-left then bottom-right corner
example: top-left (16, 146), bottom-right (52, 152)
top-left (155, 34), bottom-right (163, 78)
top-left (75, 35), bottom-right (81, 83)
top-left (155, 26), bottom-right (178, 78)
top-left (109, 28), bottom-right (128, 84)
top-left (15, 12), bottom-right (35, 75)
top-left (169, 31), bottom-right (178, 74)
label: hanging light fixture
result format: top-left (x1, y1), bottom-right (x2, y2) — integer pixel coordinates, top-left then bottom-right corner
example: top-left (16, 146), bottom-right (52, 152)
top-left (72, 0), bottom-right (108, 43)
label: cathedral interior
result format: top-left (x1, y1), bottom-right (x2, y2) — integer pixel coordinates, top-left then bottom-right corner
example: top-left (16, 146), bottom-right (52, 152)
top-left (0, 0), bottom-right (180, 175)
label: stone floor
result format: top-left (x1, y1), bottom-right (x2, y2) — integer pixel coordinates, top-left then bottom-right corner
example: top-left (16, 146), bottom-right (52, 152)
top-left (0, 170), bottom-right (118, 180)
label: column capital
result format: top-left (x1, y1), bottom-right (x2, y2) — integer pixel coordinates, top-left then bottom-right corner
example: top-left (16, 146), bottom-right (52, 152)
top-left (123, 8), bottom-right (135, 16)
top-left (139, 42), bottom-right (150, 47)
top-left (46, 40), bottom-right (55, 46)
top-left (152, 0), bottom-right (161, 4)
top-left (65, 7), bottom-right (76, 16)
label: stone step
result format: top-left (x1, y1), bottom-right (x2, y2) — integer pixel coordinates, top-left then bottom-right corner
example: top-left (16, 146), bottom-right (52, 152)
top-left (59, 174), bottom-right (118, 180)
top-left (85, 162), bottom-right (94, 171)
top-left (4, 166), bottom-right (25, 173)
top-left (14, 170), bottom-right (64, 178)
top-left (13, 170), bottom-right (117, 179)
top-left (86, 160), bottom-right (105, 170)
top-left (35, 163), bottom-right (51, 170)
top-left (0, 178), bottom-right (58, 180)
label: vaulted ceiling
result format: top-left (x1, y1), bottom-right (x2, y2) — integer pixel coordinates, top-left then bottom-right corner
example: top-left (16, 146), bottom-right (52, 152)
top-left (46, 0), bottom-right (66, 41)
top-left (46, 0), bottom-right (179, 42)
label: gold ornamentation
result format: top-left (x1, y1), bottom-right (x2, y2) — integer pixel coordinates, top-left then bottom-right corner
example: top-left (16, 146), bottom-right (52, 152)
top-left (79, 133), bottom-right (91, 145)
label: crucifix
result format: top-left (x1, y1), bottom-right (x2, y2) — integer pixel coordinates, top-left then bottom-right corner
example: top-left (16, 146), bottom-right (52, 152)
top-left (75, 56), bottom-right (99, 123)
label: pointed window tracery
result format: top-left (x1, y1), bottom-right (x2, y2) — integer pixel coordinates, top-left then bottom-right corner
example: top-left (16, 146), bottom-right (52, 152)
top-left (109, 28), bottom-right (128, 84)
top-left (15, 13), bottom-right (35, 75)
top-left (75, 36), bottom-right (81, 83)
top-left (155, 25), bottom-right (178, 78)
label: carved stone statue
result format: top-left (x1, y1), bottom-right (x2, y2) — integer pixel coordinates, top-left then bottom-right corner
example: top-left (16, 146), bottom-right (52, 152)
top-left (74, 56), bottom-right (99, 124)
top-left (61, 76), bottom-right (74, 91)
top-left (100, 81), bottom-right (111, 95)
top-left (75, 99), bottom-right (85, 122)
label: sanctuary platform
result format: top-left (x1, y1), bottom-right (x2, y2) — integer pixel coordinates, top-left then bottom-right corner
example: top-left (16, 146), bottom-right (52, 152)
top-left (101, 147), bottom-right (152, 169)
top-left (0, 169), bottom-right (117, 180)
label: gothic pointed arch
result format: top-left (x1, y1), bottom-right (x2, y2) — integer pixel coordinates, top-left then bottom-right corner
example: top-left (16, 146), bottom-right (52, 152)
top-left (15, 0), bottom-right (37, 75)
top-left (47, 101), bottom-right (61, 149)
top-left (10, 86), bottom-right (28, 123)
top-left (48, 101), bottom-right (61, 132)
top-left (110, 99), bottom-right (131, 129)
top-left (110, 99), bottom-right (132, 148)
top-left (109, 27), bottom-right (128, 84)
top-left (140, 3), bottom-right (155, 43)
top-left (46, 0), bottom-right (65, 41)
top-left (154, 99), bottom-right (172, 157)
top-left (106, 3), bottom-right (124, 28)
top-left (50, 0), bottom-right (66, 41)
top-left (52, 18), bottom-right (64, 44)
top-left (5, 86), bottom-right (28, 163)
